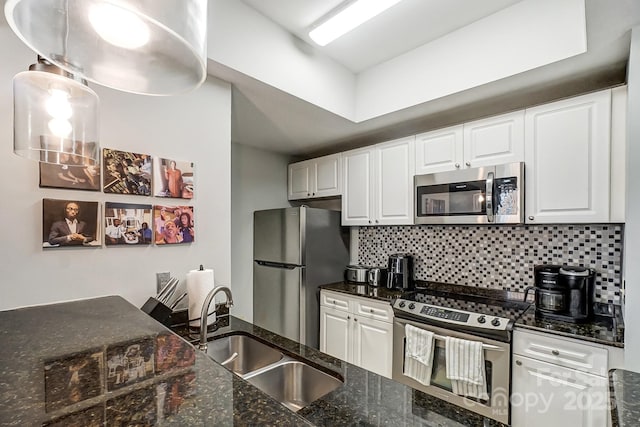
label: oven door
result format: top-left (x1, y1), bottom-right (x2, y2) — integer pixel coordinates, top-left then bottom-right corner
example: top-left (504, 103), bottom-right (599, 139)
top-left (392, 317), bottom-right (511, 425)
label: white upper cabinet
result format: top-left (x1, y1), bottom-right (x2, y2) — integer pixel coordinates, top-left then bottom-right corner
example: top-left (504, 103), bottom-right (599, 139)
top-left (524, 89), bottom-right (612, 223)
top-left (463, 110), bottom-right (525, 168)
top-left (414, 124), bottom-right (463, 174)
top-left (342, 136), bottom-right (415, 226)
top-left (415, 111), bottom-right (524, 175)
top-left (288, 153), bottom-right (341, 200)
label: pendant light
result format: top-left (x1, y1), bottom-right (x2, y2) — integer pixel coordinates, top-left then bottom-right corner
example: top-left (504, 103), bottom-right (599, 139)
top-left (13, 56), bottom-right (99, 166)
top-left (4, 0), bottom-right (208, 96)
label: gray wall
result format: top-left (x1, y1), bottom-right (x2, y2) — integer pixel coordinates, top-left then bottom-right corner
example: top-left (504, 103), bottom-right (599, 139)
top-left (624, 26), bottom-right (640, 372)
top-left (0, 26), bottom-right (232, 310)
top-left (231, 143), bottom-right (291, 321)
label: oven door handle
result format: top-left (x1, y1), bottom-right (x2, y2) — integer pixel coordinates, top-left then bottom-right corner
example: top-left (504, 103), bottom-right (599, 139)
top-left (430, 333), bottom-right (505, 352)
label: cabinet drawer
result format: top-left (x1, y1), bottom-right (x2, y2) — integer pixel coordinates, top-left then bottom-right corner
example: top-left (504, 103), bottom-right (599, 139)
top-left (353, 297), bottom-right (393, 323)
top-left (513, 329), bottom-right (608, 376)
top-left (320, 290), bottom-right (350, 311)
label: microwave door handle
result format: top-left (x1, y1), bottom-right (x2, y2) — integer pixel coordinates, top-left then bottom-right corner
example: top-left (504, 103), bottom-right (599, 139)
top-left (486, 171), bottom-right (494, 223)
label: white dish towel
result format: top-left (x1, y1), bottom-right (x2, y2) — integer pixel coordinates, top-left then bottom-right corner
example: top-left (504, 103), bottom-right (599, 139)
top-left (445, 336), bottom-right (489, 400)
top-left (403, 324), bottom-right (435, 385)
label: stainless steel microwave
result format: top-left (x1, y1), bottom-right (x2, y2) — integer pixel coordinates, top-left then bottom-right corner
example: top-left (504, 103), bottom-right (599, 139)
top-left (414, 162), bottom-right (524, 224)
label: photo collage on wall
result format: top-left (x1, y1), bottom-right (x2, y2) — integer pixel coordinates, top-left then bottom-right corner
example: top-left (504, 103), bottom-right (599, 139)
top-left (39, 148), bottom-right (195, 249)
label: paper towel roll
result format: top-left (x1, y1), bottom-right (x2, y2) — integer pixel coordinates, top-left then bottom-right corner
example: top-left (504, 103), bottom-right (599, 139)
top-left (186, 267), bottom-right (215, 328)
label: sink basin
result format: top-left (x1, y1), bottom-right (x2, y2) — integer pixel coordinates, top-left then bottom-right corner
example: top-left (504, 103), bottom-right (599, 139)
top-left (244, 360), bottom-right (343, 412)
top-left (206, 334), bottom-right (283, 375)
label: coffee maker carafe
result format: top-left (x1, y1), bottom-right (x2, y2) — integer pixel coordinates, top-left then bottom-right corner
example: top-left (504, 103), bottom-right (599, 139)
top-left (386, 253), bottom-right (414, 290)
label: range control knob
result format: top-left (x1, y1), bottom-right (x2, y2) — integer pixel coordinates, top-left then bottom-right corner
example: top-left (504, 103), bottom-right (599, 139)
top-left (399, 301), bottom-right (406, 308)
top-left (491, 318), bottom-right (501, 327)
top-left (477, 315), bottom-right (486, 324)
top-left (408, 303), bottom-right (416, 310)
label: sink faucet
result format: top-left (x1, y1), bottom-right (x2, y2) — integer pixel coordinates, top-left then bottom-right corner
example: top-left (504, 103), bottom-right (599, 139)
top-left (198, 285), bottom-right (234, 351)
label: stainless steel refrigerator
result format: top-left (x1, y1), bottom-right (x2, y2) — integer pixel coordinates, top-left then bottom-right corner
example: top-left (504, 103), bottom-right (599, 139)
top-left (253, 206), bottom-right (349, 349)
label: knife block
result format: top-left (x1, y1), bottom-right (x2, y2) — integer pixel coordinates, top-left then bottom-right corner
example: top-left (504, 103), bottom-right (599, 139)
top-left (140, 297), bottom-right (173, 326)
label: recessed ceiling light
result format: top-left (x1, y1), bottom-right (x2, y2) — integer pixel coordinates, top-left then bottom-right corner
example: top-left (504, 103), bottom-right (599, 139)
top-left (309, 0), bottom-right (403, 47)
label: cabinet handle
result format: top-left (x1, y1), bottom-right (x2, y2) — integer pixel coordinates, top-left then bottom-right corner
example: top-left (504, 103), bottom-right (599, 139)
top-left (307, 193), bottom-right (310, 196)
top-left (455, 163), bottom-right (460, 168)
top-left (465, 161), bottom-right (471, 167)
top-left (528, 216), bottom-right (534, 221)
top-left (375, 220), bottom-right (379, 224)
top-left (312, 192), bottom-right (315, 196)
top-left (354, 318), bottom-right (358, 322)
top-left (370, 309), bottom-right (374, 313)
top-left (551, 350), bottom-right (560, 356)
top-left (347, 316), bottom-right (350, 320)
top-left (515, 360), bottom-right (522, 366)
top-left (368, 220), bottom-right (372, 224)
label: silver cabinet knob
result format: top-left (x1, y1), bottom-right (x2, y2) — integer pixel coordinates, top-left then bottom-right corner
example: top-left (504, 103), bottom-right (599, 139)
top-left (465, 161), bottom-right (471, 167)
top-left (455, 163), bottom-right (460, 168)
top-left (528, 216), bottom-right (534, 221)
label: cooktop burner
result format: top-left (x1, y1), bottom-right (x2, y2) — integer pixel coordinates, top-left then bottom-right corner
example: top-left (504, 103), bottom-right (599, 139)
top-left (392, 284), bottom-right (531, 342)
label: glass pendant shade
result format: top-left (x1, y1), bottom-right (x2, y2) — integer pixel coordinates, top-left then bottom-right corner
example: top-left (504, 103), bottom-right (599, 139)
top-left (13, 67), bottom-right (99, 166)
top-left (4, 0), bottom-right (208, 96)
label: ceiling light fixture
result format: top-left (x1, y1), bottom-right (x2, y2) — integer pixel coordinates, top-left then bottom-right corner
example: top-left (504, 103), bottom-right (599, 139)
top-left (4, 0), bottom-right (208, 96)
top-left (309, 0), bottom-right (403, 47)
top-left (13, 57), bottom-right (99, 166)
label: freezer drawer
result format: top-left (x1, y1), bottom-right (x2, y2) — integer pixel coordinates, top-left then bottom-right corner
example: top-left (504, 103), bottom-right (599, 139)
top-left (253, 263), bottom-right (302, 344)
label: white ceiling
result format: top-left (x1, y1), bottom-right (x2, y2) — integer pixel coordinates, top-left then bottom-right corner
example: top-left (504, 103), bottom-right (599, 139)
top-left (242, 0), bottom-right (522, 73)
top-left (219, 0), bottom-right (640, 157)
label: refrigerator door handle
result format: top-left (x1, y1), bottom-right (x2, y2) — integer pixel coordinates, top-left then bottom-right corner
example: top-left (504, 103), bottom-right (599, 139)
top-left (255, 260), bottom-right (300, 269)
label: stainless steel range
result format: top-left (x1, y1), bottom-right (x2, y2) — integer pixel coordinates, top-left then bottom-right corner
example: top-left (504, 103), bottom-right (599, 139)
top-left (392, 284), bottom-right (530, 425)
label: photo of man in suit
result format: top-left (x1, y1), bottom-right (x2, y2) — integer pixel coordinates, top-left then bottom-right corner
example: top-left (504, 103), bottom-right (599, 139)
top-left (43, 199), bottom-right (99, 248)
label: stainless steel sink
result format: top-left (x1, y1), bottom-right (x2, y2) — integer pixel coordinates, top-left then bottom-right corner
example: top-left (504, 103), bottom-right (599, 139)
top-left (244, 360), bottom-right (343, 412)
top-left (206, 334), bottom-right (283, 375)
top-left (206, 333), bottom-right (343, 411)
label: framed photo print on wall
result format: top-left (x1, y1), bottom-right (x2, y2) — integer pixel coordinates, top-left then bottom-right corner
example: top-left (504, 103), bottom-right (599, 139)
top-left (102, 149), bottom-right (152, 196)
top-left (39, 162), bottom-right (101, 191)
top-left (42, 199), bottom-right (101, 248)
top-left (153, 205), bottom-right (194, 245)
top-left (153, 157), bottom-right (194, 199)
top-left (104, 202), bottom-right (153, 246)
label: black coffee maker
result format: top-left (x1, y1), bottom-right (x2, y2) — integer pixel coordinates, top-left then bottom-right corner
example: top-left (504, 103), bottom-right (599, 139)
top-left (386, 253), bottom-right (414, 290)
top-left (526, 264), bottom-right (595, 323)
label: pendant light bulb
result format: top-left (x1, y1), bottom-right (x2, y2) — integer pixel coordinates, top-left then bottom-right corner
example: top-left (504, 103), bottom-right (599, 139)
top-left (88, 2), bottom-right (150, 49)
top-left (47, 118), bottom-right (73, 138)
top-left (45, 89), bottom-right (73, 120)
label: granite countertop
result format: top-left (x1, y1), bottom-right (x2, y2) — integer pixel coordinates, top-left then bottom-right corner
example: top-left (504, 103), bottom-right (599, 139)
top-left (609, 369), bottom-right (640, 427)
top-left (515, 304), bottom-right (624, 348)
top-left (0, 295), bottom-right (505, 427)
top-left (320, 281), bottom-right (410, 301)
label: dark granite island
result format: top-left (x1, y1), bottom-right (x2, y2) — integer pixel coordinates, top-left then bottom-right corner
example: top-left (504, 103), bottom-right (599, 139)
top-left (0, 296), bottom-right (505, 426)
top-left (610, 369), bottom-right (640, 427)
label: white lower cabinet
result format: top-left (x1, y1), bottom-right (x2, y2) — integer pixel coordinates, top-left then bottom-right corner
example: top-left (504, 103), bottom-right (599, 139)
top-left (319, 290), bottom-right (393, 378)
top-left (511, 329), bottom-right (611, 427)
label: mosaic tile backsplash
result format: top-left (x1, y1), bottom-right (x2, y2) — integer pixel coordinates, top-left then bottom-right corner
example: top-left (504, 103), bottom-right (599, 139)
top-left (357, 224), bottom-right (624, 305)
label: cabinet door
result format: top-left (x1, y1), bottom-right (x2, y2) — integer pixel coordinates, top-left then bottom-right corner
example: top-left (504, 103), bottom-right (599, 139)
top-left (320, 306), bottom-right (351, 362)
top-left (314, 154), bottom-right (342, 198)
top-left (288, 161), bottom-right (312, 200)
top-left (375, 136), bottom-right (415, 226)
top-left (525, 90), bottom-right (611, 223)
top-left (352, 315), bottom-right (393, 378)
top-left (342, 148), bottom-right (374, 226)
top-left (463, 110), bottom-right (524, 168)
top-left (415, 125), bottom-right (463, 174)
top-left (512, 355), bottom-right (609, 427)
